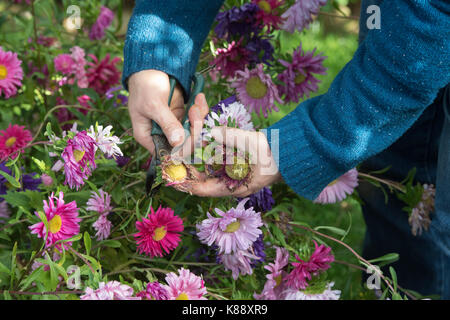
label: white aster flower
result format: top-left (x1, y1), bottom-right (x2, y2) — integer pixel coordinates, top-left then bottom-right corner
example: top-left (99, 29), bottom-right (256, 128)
top-left (88, 124), bottom-right (123, 157)
top-left (282, 282), bottom-right (341, 300)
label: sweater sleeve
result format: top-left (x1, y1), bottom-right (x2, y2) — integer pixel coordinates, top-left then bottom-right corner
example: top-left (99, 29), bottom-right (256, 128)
top-left (266, 0), bottom-right (450, 200)
top-left (122, 0), bottom-right (224, 98)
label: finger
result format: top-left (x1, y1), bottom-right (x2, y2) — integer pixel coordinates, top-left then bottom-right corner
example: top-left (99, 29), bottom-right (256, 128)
top-left (211, 127), bottom-right (259, 154)
top-left (130, 113), bottom-right (155, 154)
top-left (189, 178), bottom-right (236, 197)
top-left (151, 105), bottom-right (185, 147)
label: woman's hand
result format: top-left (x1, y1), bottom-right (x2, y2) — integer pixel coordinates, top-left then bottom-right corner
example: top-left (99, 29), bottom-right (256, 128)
top-left (189, 127), bottom-right (283, 197)
top-left (127, 69), bottom-right (187, 155)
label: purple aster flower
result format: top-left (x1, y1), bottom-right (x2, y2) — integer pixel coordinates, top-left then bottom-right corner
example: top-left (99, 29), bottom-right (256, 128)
top-left (210, 95), bottom-right (237, 114)
top-left (89, 6), bottom-right (114, 41)
top-left (238, 187), bottom-right (275, 213)
top-left (92, 213), bottom-right (112, 241)
top-left (277, 43), bottom-right (327, 103)
top-left (215, 3), bottom-right (261, 40)
top-left (105, 85), bottom-right (128, 107)
top-left (217, 248), bottom-right (262, 280)
top-left (246, 36), bottom-right (275, 66)
top-left (137, 281), bottom-right (169, 300)
top-left (114, 155), bottom-right (130, 167)
top-left (1, 163), bottom-right (41, 197)
top-left (196, 198), bottom-right (263, 254)
top-left (251, 234), bottom-right (266, 267)
top-left (281, 0), bottom-right (327, 33)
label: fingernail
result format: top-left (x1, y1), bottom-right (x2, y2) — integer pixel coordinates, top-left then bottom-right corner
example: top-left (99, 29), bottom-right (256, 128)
top-left (170, 129), bottom-right (184, 145)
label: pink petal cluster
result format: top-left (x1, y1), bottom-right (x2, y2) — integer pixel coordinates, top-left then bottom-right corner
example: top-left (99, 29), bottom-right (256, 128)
top-left (254, 246), bottom-right (290, 300)
top-left (134, 206), bottom-right (184, 258)
top-left (53, 46), bottom-right (88, 88)
top-left (86, 54), bottom-right (121, 95)
top-left (0, 47), bottom-right (23, 98)
top-left (29, 192), bottom-right (81, 251)
top-left (61, 131), bottom-right (97, 190)
top-left (231, 64), bottom-right (282, 117)
top-left (281, 0), bottom-right (327, 33)
top-left (210, 39), bottom-right (251, 81)
top-left (137, 281), bottom-right (169, 300)
top-left (0, 124), bottom-right (32, 161)
top-left (196, 198), bottom-right (263, 254)
top-left (163, 268), bottom-right (207, 300)
top-left (89, 6), bottom-right (114, 41)
top-left (284, 241), bottom-right (334, 290)
top-left (277, 43), bottom-right (327, 103)
top-left (80, 281), bottom-right (141, 300)
top-left (92, 214), bottom-right (112, 241)
top-left (314, 168), bottom-right (358, 204)
top-left (252, 0), bottom-right (284, 30)
top-left (86, 189), bottom-right (112, 214)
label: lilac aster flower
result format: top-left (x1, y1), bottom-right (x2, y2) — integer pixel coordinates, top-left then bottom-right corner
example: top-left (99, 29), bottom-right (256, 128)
top-left (314, 168), bottom-right (358, 204)
top-left (137, 281), bottom-right (169, 300)
top-left (283, 282), bottom-right (341, 300)
top-left (231, 64), bottom-right (282, 117)
top-left (89, 6), bottom-right (114, 41)
top-left (80, 281), bottom-right (141, 300)
top-left (92, 213), bottom-right (112, 241)
top-left (277, 43), bottom-right (327, 103)
top-left (61, 131), bottom-right (97, 190)
top-left (238, 187), bottom-right (275, 213)
top-left (281, 0), bottom-right (327, 33)
top-left (196, 198), bottom-right (263, 254)
top-left (86, 189), bottom-right (112, 214)
top-left (215, 3), bottom-right (261, 40)
top-left (217, 248), bottom-right (262, 280)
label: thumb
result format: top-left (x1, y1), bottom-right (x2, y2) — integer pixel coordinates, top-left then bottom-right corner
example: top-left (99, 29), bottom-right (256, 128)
top-left (152, 105), bottom-right (185, 147)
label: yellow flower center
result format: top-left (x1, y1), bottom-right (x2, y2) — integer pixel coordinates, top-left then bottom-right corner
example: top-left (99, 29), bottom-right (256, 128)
top-left (152, 226), bottom-right (167, 241)
top-left (258, 0), bottom-right (272, 13)
top-left (0, 65), bottom-right (8, 80)
top-left (327, 179), bottom-right (338, 187)
top-left (116, 98), bottom-right (122, 104)
top-left (73, 149), bottom-right (85, 162)
top-left (245, 76), bottom-right (268, 99)
top-left (225, 220), bottom-right (241, 233)
top-left (49, 215), bottom-right (62, 234)
top-left (5, 136), bottom-right (16, 147)
top-left (274, 274), bottom-right (282, 287)
top-left (294, 72), bottom-right (307, 84)
top-left (176, 292), bottom-right (189, 300)
top-left (165, 162), bottom-right (187, 181)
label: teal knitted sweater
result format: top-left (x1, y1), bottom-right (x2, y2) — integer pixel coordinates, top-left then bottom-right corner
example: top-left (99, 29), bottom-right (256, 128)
top-left (123, 0), bottom-right (450, 200)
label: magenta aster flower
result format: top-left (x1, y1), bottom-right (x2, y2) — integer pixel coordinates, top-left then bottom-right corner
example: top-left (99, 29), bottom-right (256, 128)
top-left (254, 246), bottom-right (290, 300)
top-left (92, 214), bottom-right (112, 241)
top-left (284, 241), bottom-right (334, 290)
top-left (0, 47), bottom-right (23, 99)
top-left (134, 206), bottom-right (184, 258)
top-left (86, 54), bottom-right (121, 95)
top-left (196, 198), bottom-right (263, 254)
top-left (252, 0), bottom-right (284, 31)
top-left (163, 268), bottom-right (207, 300)
top-left (81, 281), bottom-right (141, 300)
top-left (61, 131), bottom-right (97, 190)
top-left (231, 64), bottom-right (282, 117)
top-left (89, 6), bottom-right (114, 41)
top-left (218, 248), bottom-right (261, 280)
top-left (29, 192), bottom-right (81, 250)
top-left (314, 168), bottom-right (358, 204)
top-left (281, 0), bottom-right (327, 33)
top-left (54, 54), bottom-right (75, 75)
top-left (137, 281), bottom-right (169, 300)
top-left (210, 39), bottom-right (251, 80)
top-left (283, 281), bottom-right (341, 300)
top-left (277, 43), bottom-right (327, 103)
top-left (0, 124), bottom-right (32, 161)
top-left (86, 189), bottom-right (112, 214)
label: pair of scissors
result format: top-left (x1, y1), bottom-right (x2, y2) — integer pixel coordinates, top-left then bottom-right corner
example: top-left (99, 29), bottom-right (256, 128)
top-left (145, 73), bottom-right (205, 196)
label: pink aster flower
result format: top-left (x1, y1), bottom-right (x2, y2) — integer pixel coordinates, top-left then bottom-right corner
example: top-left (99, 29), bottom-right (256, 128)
top-left (92, 214), bottom-right (112, 241)
top-left (210, 39), bottom-right (251, 80)
top-left (54, 54), bottom-right (75, 75)
top-left (137, 281), bottom-right (169, 300)
top-left (314, 168), bottom-right (358, 204)
top-left (283, 282), bottom-right (341, 300)
top-left (89, 6), bottom-right (114, 41)
top-left (70, 46), bottom-right (88, 88)
top-left (86, 54), bottom-right (121, 95)
top-left (0, 124), bottom-right (32, 161)
top-left (61, 131), bottom-right (97, 190)
top-left (218, 248), bottom-right (261, 280)
top-left (29, 192), bottom-right (81, 250)
top-left (252, 0), bottom-right (284, 31)
top-left (281, 0), bottom-right (327, 33)
top-left (284, 241), bottom-right (334, 290)
top-left (163, 268), bottom-right (207, 300)
top-left (231, 64), bottom-right (282, 117)
top-left (0, 47), bottom-right (23, 98)
top-left (40, 173), bottom-right (53, 186)
top-left (81, 281), bottom-right (141, 300)
top-left (86, 189), bottom-right (112, 214)
top-left (254, 246), bottom-right (290, 300)
top-left (134, 206), bottom-right (184, 258)
top-left (196, 198), bottom-right (263, 254)
top-left (277, 43), bottom-right (327, 103)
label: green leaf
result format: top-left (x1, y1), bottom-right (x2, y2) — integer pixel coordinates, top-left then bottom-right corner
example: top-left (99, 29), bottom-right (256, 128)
top-left (0, 169), bottom-right (21, 189)
top-left (101, 240), bottom-right (121, 248)
top-left (314, 225), bottom-right (346, 236)
top-left (84, 232), bottom-right (92, 255)
top-left (367, 253), bottom-right (399, 265)
top-left (389, 266), bottom-right (398, 293)
top-left (0, 261), bottom-right (10, 274)
top-left (10, 242), bottom-right (17, 288)
top-left (32, 157), bottom-right (47, 173)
